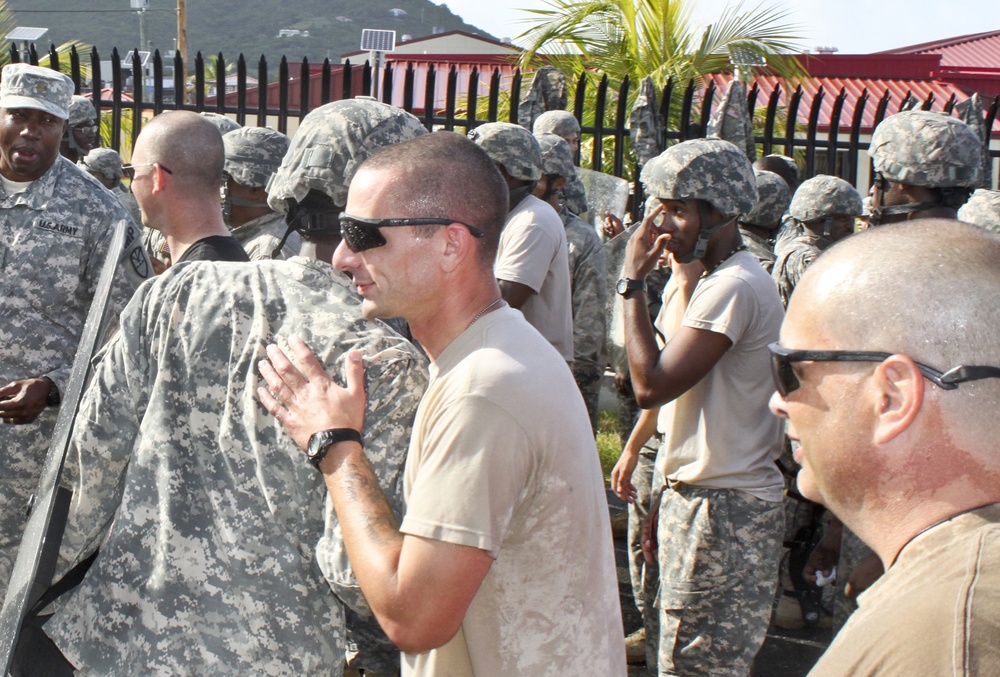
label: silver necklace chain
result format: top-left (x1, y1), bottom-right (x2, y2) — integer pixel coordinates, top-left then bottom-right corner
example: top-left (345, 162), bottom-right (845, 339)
top-left (467, 297), bottom-right (504, 329)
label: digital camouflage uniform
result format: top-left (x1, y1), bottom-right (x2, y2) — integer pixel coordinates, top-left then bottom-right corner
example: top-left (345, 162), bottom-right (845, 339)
top-left (959, 188), bottom-right (1000, 233)
top-left (738, 170), bottom-right (791, 275)
top-left (639, 139), bottom-right (784, 677)
top-left (223, 126), bottom-right (301, 260)
top-left (45, 257), bottom-right (428, 675)
top-left (266, 99), bottom-right (430, 676)
top-left (0, 69), bottom-right (151, 597)
top-left (536, 132), bottom-right (608, 432)
top-left (563, 209), bottom-right (608, 431)
top-left (771, 175), bottom-right (862, 308)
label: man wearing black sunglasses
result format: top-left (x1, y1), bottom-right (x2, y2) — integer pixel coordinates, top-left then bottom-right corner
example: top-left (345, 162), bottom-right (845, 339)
top-left (769, 219), bottom-right (1000, 676)
top-left (259, 131), bottom-right (626, 675)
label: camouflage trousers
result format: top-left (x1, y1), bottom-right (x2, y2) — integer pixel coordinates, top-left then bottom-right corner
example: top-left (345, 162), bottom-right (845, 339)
top-left (573, 368), bottom-right (602, 435)
top-left (655, 485), bottom-right (783, 677)
top-left (628, 438), bottom-right (663, 676)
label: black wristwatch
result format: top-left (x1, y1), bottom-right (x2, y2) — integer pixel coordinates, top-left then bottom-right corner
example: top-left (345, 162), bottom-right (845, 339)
top-left (616, 277), bottom-right (647, 298)
top-left (306, 428), bottom-right (362, 469)
top-left (41, 376), bottom-right (60, 407)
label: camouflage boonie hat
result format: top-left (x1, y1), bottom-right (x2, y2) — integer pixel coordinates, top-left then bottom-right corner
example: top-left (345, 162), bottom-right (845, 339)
top-left (0, 63), bottom-right (73, 120)
top-left (742, 170), bottom-right (790, 228)
top-left (789, 175), bottom-right (863, 223)
top-left (532, 109), bottom-right (581, 137)
top-left (199, 112), bottom-right (242, 135)
top-left (640, 137), bottom-right (757, 218)
top-left (958, 189), bottom-right (1000, 233)
top-left (81, 147), bottom-right (123, 181)
top-left (68, 95), bottom-right (96, 127)
top-left (870, 110), bottom-right (981, 188)
top-left (223, 127), bottom-right (291, 188)
top-left (535, 132), bottom-right (576, 182)
top-left (468, 122), bottom-right (542, 182)
top-left (267, 99), bottom-right (427, 211)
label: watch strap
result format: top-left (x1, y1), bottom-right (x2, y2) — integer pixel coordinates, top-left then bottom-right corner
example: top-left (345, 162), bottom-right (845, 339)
top-left (617, 277), bottom-right (647, 298)
top-left (307, 428), bottom-right (362, 469)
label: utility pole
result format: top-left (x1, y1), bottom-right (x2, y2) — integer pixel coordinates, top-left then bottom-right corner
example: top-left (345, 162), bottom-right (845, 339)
top-left (177, 0), bottom-right (187, 103)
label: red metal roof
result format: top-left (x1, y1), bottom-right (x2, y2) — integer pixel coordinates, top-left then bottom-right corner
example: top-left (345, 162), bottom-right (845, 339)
top-left (878, 30), bottom-right (1000, 69)
top-left (704, 73), bottom-right (993, 134)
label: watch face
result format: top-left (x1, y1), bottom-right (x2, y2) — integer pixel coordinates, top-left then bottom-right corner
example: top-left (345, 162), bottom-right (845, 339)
top-left (307, 432), bottom-right (331, 460)
top-left (616, 278), bottom-right (629, 295)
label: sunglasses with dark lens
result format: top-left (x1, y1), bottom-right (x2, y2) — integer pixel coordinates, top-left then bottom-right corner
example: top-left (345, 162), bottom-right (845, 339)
top-left (339, 214), bottom-right (486, 253)
top-left (767, 343), bottom-right (1000, 397)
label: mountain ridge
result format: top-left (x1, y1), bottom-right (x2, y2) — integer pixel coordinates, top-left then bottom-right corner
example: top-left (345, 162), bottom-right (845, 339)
top-left (4, 0), bottom-right (498, 65)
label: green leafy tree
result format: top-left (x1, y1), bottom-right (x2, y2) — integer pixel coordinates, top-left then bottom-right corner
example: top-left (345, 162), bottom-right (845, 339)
top-left (516, 0), bottom-right (808, 173)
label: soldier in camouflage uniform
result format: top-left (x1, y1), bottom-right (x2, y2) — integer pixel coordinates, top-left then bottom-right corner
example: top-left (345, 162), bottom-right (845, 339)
top-left (0, 64), bottom-right (151, 597)
top-left (222, 126), bottom-right (302, 260)
top-left (532, 109), bottom-right (588, 215)
top-left (959, 188), bottom-right (1000, 232)
top-left (59, 95), bottom-right (99, 163)
top-left (619, 138), bottom-right (785, 676)
top-left (469, 122), bottom-right (575, 365)
top-left (868, 109), bottom-right (981, 227)
top-left (32, 100), bottom-right (430, 676)
top-left (534, 132), bottom-right (608, 432)
top-left (80, 147), bottom-right (144, 229)
top-left (738, 169), bottom-right (791, 274)
top-left (771, 175), bottom-right (863, 308)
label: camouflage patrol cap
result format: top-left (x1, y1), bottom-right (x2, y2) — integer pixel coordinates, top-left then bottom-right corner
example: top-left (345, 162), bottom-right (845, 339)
top-left (742, 170), bottom-right (790, 229)
top-left (81, 147), bottom-right (123, 181)
top-left (266, 99), bottom-right (427, 211)
top-left (870, 110), bottom-right (981, 188)
top-left (535, 132), bottom-right (576, 182)
top-left (68, 95), bottom-right (96, 126)
top-left (0, 63), bottom-right (73, 120)
top-left (789, 175), bottom-right (863, 223)
top-left (532, 110), bottom-right (581, 137)
top-left (468, 122), bottom-right (542, 182)
top-left (199, 112), bottom-right (242, 135)
top-left (640, 137), bottom-right (757, 218)
top-left (958, 189), bottom-right (1000, 234)
top-left (223, 127), bottom-right (290, 188)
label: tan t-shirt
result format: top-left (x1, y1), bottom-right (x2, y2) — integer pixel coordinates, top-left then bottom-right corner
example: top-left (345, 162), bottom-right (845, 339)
top-left (400, 307), bottom-right (626, 676)
top-left (494, 194), bottom-right (574, 362)
top-left (809, 504), bottom-right (1000, 676)
top-left (655, 251), bottom-right (784, 501)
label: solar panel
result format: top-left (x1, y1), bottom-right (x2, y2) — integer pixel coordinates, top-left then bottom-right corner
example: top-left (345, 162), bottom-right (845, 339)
top-left (360, 29), bottom-right (396, 53)
top-left (728, 45), bottom-right (767, 68)
top-left (124, 50), bottom-right (151, 67)
top-left (6, 27), bottom-right (49, 42)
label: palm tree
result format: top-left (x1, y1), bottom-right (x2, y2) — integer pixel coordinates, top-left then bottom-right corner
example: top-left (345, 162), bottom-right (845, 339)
top-left (517, 0), bottom-right (806, 94)
top-left (516, 0), bottom-right (808, 172)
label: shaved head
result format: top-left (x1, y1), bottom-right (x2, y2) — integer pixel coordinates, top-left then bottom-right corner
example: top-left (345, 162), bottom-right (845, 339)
top-left (791, 219), bottom-right (1000, 433)
top-left (135, 110), bottom-right (225, 194)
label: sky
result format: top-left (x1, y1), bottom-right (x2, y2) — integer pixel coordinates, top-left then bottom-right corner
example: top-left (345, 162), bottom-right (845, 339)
top-left (443, 0), bottom-right (996, 55)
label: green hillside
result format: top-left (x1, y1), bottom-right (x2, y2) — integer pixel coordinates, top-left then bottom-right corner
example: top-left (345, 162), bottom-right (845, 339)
top-left (5, 0), bottom-right (497, 64)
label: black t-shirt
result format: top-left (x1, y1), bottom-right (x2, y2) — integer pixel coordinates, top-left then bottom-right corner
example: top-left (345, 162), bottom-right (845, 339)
top-left (177, 235), bottom-right (250, 263)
